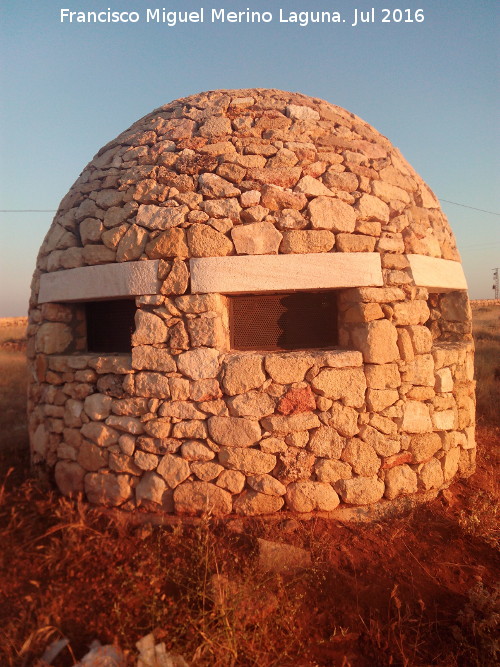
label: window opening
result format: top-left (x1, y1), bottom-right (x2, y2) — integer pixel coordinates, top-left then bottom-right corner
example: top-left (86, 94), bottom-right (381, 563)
top-left (85, 299), bottom-right (136, 353)
top-left (229, 291), bottom-right (338, 351)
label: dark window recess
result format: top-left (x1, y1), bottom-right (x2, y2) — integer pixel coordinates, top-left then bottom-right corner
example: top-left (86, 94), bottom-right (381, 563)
top-left (230, 292), bottom-right (338, 351)
top-left (86, 300), bottom-right (136, 353)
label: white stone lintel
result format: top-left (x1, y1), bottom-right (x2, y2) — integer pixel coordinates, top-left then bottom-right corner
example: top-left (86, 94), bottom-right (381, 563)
top-left (407, 255), bottom-right (468, 292)
top-left (37, 253), bottom-right (468, 303)
top-left (190, 253), bottom-right (383, 294)
top-left (38, 260), bottom-right (161, 303)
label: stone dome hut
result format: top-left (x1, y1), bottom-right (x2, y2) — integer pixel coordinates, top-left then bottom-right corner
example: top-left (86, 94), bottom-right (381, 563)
top-left (27, 89), bottom-right (476, 516)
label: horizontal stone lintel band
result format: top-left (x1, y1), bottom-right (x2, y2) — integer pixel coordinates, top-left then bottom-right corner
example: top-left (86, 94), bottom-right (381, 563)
top-left (37, 253), bottom-right (468, 303)
top-left (190, 253), bottom-right (384, 294)
top-left (406, 254), bottom-right (468, 292)
top-left (38, 260), bottom-right (161, 304)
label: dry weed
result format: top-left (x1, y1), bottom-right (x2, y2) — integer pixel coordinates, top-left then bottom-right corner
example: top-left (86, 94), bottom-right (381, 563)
top-left (453, 580), bottom-right (499, 666)
top-left (458, 489), bottom-right (499, 549)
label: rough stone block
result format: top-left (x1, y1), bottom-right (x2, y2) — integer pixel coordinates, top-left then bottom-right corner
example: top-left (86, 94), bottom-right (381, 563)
top-left (285, 481), bottom-right (340, 512)
top-left (401, 401), bottom-right (432, 433)
top-left (54, 461), bottom-right (86, 496)
top-left (190, 461), bottom-right (224, 482)
top-left (157, 454), bottom-right (191, 488)
top-left (277, 387), bottom-right (316, 415)
top-left (341, 438), bottom-right (380, 476)
top-left (160, 259), bottom-right (189, 295)
top-left (223, 355), bottom-right (265, 395)
top-left (136, 204), bottom-right (188, 230)
top-left (131, 346), bottom-right (177, 372)
top-left (441, 447), bottom-right (460, 482)
top-left (187, 224), bottom-right (233, 258)
top-left (264, 354), bottom-right (315, 384)
top-left (218, 448), bottom-right (276, 474)
top-left (405, 325), bottom-right (433, 354)
top-left (106, 415), bottom-right (144, 435)
top-left (247, 474), bottom-right (287, 496)
top-left (435, 368), bottom-right (454, 393)
top-left (308, 427), bottom-right (344, 459)
top-left (177, 348), bottom-right (220, 380)
top-left (208, 416), bottom-right (261, 448)
top-left (355, 193), bottom-right (390, 222)
top-left (364, 364), bottom-right (401, 389)
top-left (174, 481), bottom-right (232, 515)
top-left (181, 441), bottom-right (215, 462)
top-left (408, 432), bottom-right (442, 463)
top-left (336, 234), bottom-right (376, 253)
top-left (311, 367), bottom-right (366, 407)
top-left (308, 196), bottom-right (356, 232)
top-left (171, 420), bottom-right (208, 439)
top-left (227, 391), bottom-right (275, 418)
top-left (314, 459), bottom-right (352, 483)
top-left (432, 410), bottom-right (456, 431)
top-left (35, 323), bottom-right (72, 355)
top-left (366, 389), bottom-right (399, 412)
top-left (135, 372), bottom-right (171, 398)
top-left (133, 450), bottom-right (159, 471)
top-left (80, 422), bottom-right (119, 447)
top-left (131, 311), bottom-right (168, 346)
top-left (231, 221), bottom-right (282, 255)
top-left (261, 412), bottom-right (321, 434)
top-left (419, 458), bottom-right (444, 490)
top-left (351, 320), bottom-right (399, 364)
top-left (384, 464), bottom-right (418, 499)
top-left (327, 403), bottom-right (359, 437)
top-left (392, 301), bottom-right (430, 326)
top-left (335, 476), bottom-right (385, 505)
top-left (343, 302), bottom-right (384, 323)
top-left (359, 424), bottom-right (400, 457)
top-left (84, 472), bottom-right (132, 506)
top-left (233, 491), bottom-right (284, 515)
top-left (402, 354), bottom-right (435, 387)
top-left (186, 314), bottom-right (226, 349)
top-left (136, 472), bottom-right (167, 505)
top-left (280, 230), bottom-right (334, 254)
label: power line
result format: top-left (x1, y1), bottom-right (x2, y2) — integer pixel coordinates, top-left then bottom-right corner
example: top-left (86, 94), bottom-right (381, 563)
top-left (438, 200), bottom-right (500, 216)
top-left (0, 210), bottom-right (56, 213)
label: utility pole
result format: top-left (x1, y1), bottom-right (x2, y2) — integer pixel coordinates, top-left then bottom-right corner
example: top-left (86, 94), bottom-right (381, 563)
top-left (493, 268), bottom-right (499, 299)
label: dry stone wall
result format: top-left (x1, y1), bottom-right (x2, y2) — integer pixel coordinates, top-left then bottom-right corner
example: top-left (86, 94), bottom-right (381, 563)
top-left (27, 89), bottom-right (476, 515)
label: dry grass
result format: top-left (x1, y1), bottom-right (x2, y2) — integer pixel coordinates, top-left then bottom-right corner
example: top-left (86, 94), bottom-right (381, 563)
top-left (0, 472), bottom-right (498, 666)
top-left (0, 317), bottom-right (28, 344)
top-left (0, 316), bottom-right (29, 481)
top-left (472, 305), bottom-right (500, 426)
top-left (0, 309), bottom-right (498, 666)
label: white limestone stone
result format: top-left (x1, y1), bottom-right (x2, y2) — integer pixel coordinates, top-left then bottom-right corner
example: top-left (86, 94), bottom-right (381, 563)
top-left (38, 260), bottom-right (161, 303)
top-left (406, 255), bottom-right (468, 291)
top-left (190, 253), bottom-right (383, 293)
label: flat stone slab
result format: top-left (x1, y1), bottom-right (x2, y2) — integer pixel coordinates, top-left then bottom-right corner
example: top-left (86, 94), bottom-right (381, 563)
top-left (38, 260), bottom-right (161, 303)
top-left (257, 538), bottom-right (312, 572)
top-left (190, 253), bottom-right (383, 293)
top-left (407, 255), bottom-right (467, 291)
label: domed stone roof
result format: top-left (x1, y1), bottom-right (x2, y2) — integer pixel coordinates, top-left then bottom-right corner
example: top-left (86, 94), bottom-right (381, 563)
top-left (27, 90), bottom-right (475, 515)
top-left (33, 88), bottom-right (461, 284)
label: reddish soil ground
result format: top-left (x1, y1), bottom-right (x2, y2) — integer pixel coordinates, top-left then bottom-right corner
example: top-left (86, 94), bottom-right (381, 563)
top-left (1, 425), bottom-right (498, 667)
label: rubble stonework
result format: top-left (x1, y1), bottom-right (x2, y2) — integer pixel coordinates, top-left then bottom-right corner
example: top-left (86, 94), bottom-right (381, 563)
top-left (27, 89), bottom-right (476, 515)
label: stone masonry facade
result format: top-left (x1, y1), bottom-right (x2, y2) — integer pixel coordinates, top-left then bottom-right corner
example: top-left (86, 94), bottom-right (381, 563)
top-left (27, 89), bottom-right (476, 515)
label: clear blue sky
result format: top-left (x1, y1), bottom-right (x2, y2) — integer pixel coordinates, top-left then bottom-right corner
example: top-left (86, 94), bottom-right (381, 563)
top-left (1, 0), bottom-right (498, 315)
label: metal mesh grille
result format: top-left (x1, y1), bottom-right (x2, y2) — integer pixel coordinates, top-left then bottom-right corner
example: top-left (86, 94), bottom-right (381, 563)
top-left (86, 300), bottom-right (136, 353)
top-left (230, 292), bottom-right (338, 351)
